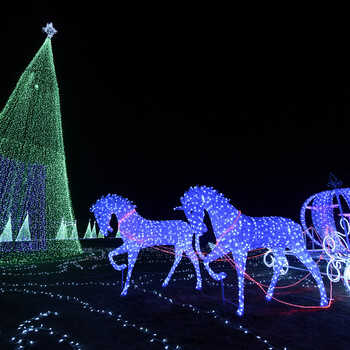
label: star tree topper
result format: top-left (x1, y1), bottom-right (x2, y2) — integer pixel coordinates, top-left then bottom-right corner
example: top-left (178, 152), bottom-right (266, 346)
top-left (42, 23), bottom-right (57, 38)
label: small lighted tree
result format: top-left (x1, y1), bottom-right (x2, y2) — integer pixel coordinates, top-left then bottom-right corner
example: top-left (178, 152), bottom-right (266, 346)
top-left (91, 221), bottom-right (98, 239)
top-left (83, 220), bottom-right (93, 239)
top-left (0, 215), bottom-right (13, 242)
top-left (56, 219), bottom-right (68, 240)
top-left (16, 213), bottom-right (31, 241)
top-left (70, 221), bottom-right (79, 240)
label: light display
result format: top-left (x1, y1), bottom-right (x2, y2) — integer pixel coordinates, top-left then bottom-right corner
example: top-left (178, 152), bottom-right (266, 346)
top-left (71, 221), bottom-right (79, 240)
top-left (263, 248), bottom-right (289, 276)
top-left (90, 194), bottom-right (202, 296)
top-left (91, 221), bottom-right (97, 239)
top-left (56, 219), bottom-right (68, 240)
top-left (300, 186), bottom-right (350, 253)
top-left (0, 215), bottom-right (13, 242)
top-left (300, 175), bottom-right (350, 291)
top-left (83, 220), bottom-right (98, 239)
top-left (0, 24), bottom-right (82, 263)
top-left (83, 220), bottom-right (93, 239)
top-left (177, 186), bottom-right (328, 315)
top-left (97, 229), bottom-right (104, 239)
top-left (42, 22), bottom-right (57, 38)
top-left (1, 247), bottom-right (280, 349)
top-left (16, 213), bottom-right (31, 241)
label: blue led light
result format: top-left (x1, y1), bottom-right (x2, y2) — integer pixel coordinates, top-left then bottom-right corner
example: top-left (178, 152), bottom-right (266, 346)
top-left (91, 194), bottom-right (202, 296)
top-left (301, 187), bottom-right (350, 253)
top-left (177, 186), bottom-right (328, 315)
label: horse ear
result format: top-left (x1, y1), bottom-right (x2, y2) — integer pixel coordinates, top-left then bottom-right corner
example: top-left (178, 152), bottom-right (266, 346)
top-left (174, 206), bottom-right (183, 211)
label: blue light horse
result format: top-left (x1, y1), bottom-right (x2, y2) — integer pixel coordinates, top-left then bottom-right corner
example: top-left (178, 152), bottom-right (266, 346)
top-left (91, 194), bottom-right (202, 296)
top-left (176, 186), bottom-right (328, 315)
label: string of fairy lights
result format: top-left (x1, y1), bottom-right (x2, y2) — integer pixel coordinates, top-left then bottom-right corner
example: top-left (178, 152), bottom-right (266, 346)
top-left (0, 244), bottom-right (336, 349)
top-left (10, 311), bottom-right (81, 350)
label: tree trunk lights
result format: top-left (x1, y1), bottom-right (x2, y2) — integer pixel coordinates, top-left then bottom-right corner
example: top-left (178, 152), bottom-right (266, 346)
top-left (0, 25), bottom-right (82, 262)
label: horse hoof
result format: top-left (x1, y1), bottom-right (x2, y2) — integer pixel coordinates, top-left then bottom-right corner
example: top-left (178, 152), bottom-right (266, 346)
top-left (162, 281), bottom-right (168, 288)
top-left (236, 308), bottom-right (244, 316)
top-left (196, 285), bottom-right (202, 291)
top-left (120, 290), bottom-right (128, 297)
top-left (265, 295), bottom-right (272, 301)
top-left (218, 272), bottom-right (227, 280)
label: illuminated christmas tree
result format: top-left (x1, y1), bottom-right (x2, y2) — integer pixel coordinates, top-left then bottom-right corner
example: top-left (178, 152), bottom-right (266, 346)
top-left (91, 221), bottom-right (97, 239)
top-left (56, 219), bottom-right (68, 240)
top-left (0, 23), bottom-right (82, 262)
top-left (0, 215), bottom-right (13, 242)
top-left (83, 220), bottom-right (93, 239)
top-left (16, 213), bottom-right (31, 241)
top-left (70, 221), bottom-right (79, 240)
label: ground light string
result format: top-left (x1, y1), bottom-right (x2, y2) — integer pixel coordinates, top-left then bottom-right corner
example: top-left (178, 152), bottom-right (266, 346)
top-left (132, 285), bottom-right (282, 350)
top-left (0, 286), bottom-right (181, 350)
top-left (1, 278), bottom-right (281, 350)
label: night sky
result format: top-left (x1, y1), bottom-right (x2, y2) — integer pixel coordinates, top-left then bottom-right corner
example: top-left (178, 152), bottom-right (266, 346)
top-left (1, 6), bottom-right (350, 234)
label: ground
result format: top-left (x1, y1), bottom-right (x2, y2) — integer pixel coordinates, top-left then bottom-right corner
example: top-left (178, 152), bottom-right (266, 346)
top-left (0, 240), bottom-right (349, 350)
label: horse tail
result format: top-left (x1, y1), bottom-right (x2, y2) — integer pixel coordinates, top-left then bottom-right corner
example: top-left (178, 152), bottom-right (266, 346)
top-left (195, 234), bottom-right (205, 260)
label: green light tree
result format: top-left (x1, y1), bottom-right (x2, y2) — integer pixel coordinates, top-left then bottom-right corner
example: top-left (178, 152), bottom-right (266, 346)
top-left (84, 220), bottom-right (93, 239)
top-left (97, 230), bottom-right (104, 239)
top-left (70, 221), bottom-right (79, 240)
top-left (56, 218), bottom-right (68, 240)
top-left (0, 24), bottom-right (82, 262)
top-left (91, 221), bottom-right (97, 239)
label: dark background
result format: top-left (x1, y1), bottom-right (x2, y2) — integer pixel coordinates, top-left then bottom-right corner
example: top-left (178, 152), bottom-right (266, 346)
top-left (1, 5), bottom-right (350, 235)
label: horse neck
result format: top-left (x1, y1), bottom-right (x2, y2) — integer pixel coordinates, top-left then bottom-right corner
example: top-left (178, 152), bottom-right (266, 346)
top-left (204, 195), bottom-right (240, 232)
top-left (111, 203), bottom-right (138, 223)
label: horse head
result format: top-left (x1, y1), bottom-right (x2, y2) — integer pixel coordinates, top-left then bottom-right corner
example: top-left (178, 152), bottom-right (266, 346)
top-left (90, 194), bottom-right (136, 236)
top-left (175, 186), bottom-right (209, 236)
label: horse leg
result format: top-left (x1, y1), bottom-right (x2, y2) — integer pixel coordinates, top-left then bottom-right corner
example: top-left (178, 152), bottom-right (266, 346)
top-left (121, 247), bottom-right (140, 296)
top-left (109, 244), bottom-right (128, 270)
top-left (185, 247), bottom-right (202, 290)
top-left (163, 245), bottom-right (183, 287)
top-left (203, 244), bottom-right (229, 281)
top-left (266, 248), bottom-right (285, 301)
top-left (290, 244), bottom-right (328, 306)
top-left (232, 251), bottom-right (247, 316)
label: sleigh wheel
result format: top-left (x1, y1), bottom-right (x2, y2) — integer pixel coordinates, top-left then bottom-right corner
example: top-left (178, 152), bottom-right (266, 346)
top-left (263, 249), bottom-right (275, 268)
top-left (327, 258), bottom-right (341, 282)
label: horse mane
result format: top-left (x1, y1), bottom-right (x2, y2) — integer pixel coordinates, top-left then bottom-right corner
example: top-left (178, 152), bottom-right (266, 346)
top-left (91, 194), bottom-right (137, 211)
top-left (182, 185), bottom-right (231, 205)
